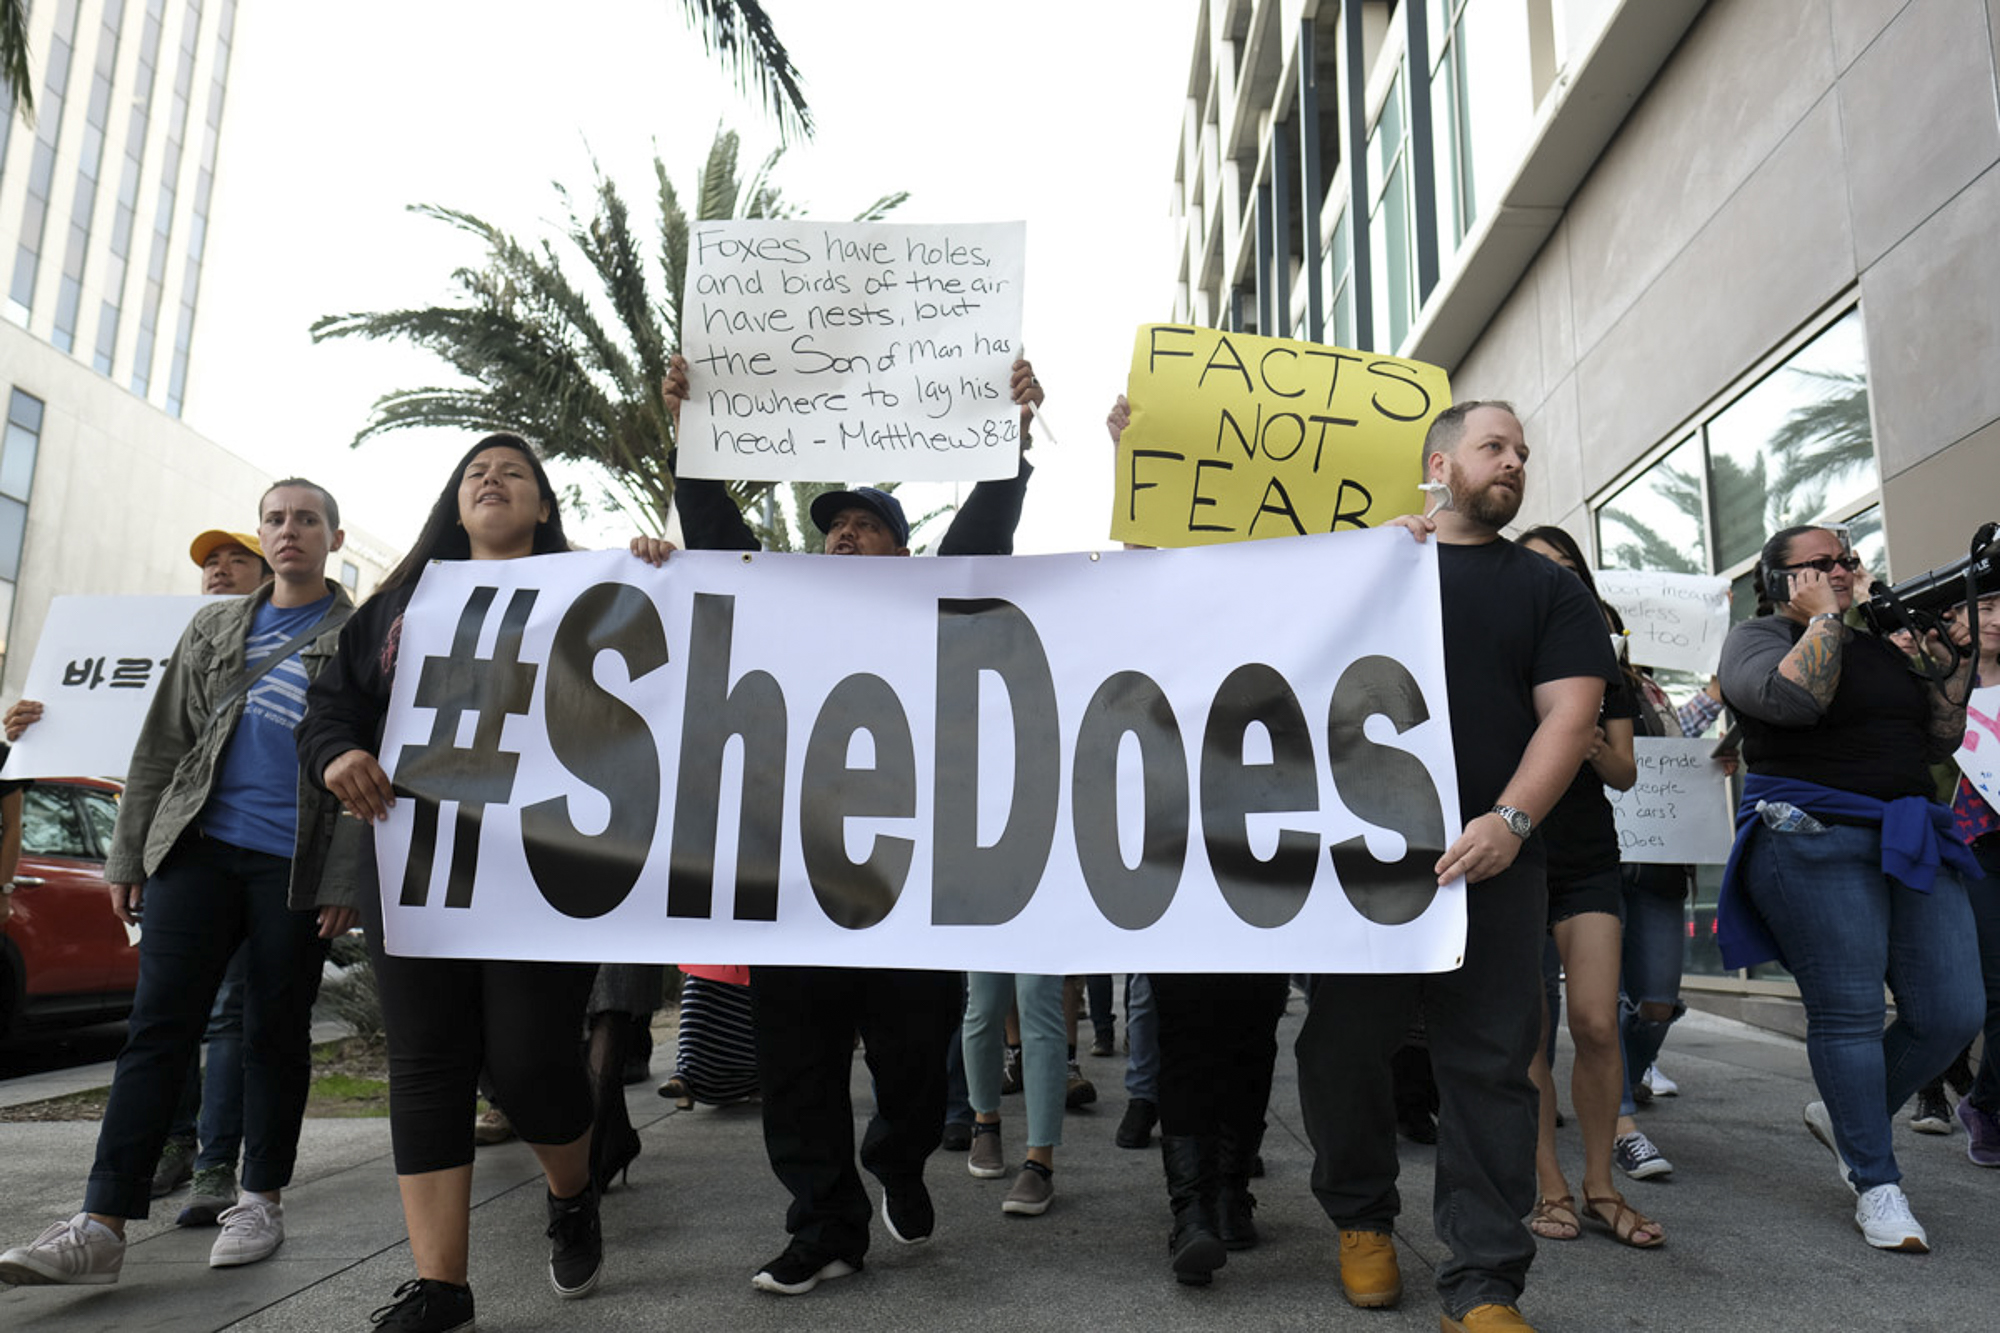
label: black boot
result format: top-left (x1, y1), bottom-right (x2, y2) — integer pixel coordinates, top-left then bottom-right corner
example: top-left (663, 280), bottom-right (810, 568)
top-left (1217, 1121), bottom-right (1264, 1250)
top-left (1161, 1134), bottom-right (1226, 1284)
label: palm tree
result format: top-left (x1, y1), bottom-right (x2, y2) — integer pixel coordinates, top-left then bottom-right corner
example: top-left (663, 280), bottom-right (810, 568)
top-left (2, 0), bottom-right (30, 120)
top-left (679, 0), bottom-right (812, 140)
top-left (310, 128), bottom-right (905, 534)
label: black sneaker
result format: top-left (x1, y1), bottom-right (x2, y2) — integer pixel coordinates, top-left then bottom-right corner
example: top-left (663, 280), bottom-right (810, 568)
top-left (1116, 1097), bottom-right (1158, 1149)
top-left (149, 1137), bottom-right (195, 1198)
top-left (1001, 1045), bottom-right (1023, 1095)
top-left (881, 1178), bottom-right (935, 1244)
top-left (940, 1120), bottom-right (973, 1152)
top-left (546, 1186), bottom-right (602, 1298)
top-left (751, 1244), bottom-right (861, 1295)
top-left (1912, 1088), bottom-right (1953, 1135)
top-left (368, 1278), bottom-right (474, 1332)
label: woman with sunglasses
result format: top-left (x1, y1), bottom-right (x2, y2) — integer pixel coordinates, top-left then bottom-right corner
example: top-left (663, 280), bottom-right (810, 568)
top-left (1716, 525), bottom-right (1982, 1252)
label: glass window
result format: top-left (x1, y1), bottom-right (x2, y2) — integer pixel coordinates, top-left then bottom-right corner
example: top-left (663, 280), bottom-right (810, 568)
top-left (1706, 309), bottom-right (1875, 570)
top-left (1595, 436), bottom-right (1706, 573)
top-left (78, 787), bottom-right (120, 856)
top-left (1, 420), bottom-right (39, 500)
top-left (341, 560), bottom-right (360, 592)
top-left (1323, 209), bottom-right (1354, 348)
top-left (1366, 68), bottom-right (1414, 352)
top-left (21, 786), bottom-right (91, 859)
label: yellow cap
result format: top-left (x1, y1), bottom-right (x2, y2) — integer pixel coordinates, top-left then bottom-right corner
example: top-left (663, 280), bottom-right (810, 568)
top-left (189, 530), bottom-right (265, 567)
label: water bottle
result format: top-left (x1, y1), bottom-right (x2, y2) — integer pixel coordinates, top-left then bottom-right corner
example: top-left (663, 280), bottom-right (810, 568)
top-left (1756, 800), bottom-right (1825, 834)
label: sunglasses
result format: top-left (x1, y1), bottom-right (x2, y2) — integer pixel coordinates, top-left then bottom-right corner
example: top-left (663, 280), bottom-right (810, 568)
top-left (1782, 554), bottom-right (1863, 574)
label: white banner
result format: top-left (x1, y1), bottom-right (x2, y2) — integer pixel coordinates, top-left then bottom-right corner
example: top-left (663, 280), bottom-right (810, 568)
top-left (1607, 736), bottom-right (1735, 864)
top-left (1597, 569), bottom-right (1731, 674)
top-left (1955, 684), bottom-right (2000, 812)
top-left (2, 595), bottom-right (227, 779)
top-left (674, 219), bottom-right (1027, 484)
top-left (373, 532), bottom-right (1467, 973)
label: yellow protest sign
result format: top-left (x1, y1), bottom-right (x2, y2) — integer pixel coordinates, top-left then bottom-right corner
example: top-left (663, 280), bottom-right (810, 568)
top-left (1111, 324), bottom-right (1452, 547)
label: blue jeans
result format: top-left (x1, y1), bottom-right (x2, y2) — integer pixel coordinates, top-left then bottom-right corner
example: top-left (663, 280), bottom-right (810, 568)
top-left (1740, 822), bottom-right (1982, 1190)
top-left (1966, 838), bottom-right (2000, 1113)
top-left (86, 835), bottom-right (328, 1217)
top-left (944, 974), bottom-right (971, 1128)
top-left (1618, 868), bottom-right (1687, 1116)
top-left (1123, 973), bottom-right (1158, 1102)
top-left (964, 973), bottom-right (1064, 1148)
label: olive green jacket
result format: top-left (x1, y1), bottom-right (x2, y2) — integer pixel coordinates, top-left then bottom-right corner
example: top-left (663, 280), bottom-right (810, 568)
top-left (103, 580), bottom-right (359, 911)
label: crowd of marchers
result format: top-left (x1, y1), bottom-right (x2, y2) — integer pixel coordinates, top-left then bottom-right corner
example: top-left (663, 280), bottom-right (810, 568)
top-left (0, 357), bottom-right (1993, 1333)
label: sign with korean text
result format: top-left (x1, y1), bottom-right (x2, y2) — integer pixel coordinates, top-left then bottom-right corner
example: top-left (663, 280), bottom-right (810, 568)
top-left (1111, 325), bottom-right (1450, 547)
top-left (1, 595), bottom-right (227, 778)
top-left (374, 534), bottom-right (1466, 974)
top-left (1954, 684), bottom-right (2000, 812)
top-left (675, 220), bottom-right (1026, 484)
top-left (1597, 570), bottom-right (1732, 675)
top-left (1606, 736), bottom-right (1735, 864)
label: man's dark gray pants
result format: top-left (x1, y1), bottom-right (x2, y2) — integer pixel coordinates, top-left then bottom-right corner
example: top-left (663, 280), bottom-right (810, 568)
top-left (1296, 860), bottom-right (1547, 1318)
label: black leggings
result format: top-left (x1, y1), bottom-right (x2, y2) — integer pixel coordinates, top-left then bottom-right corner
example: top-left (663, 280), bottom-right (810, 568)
top-left (360, 845), bottom-right (595, 1175)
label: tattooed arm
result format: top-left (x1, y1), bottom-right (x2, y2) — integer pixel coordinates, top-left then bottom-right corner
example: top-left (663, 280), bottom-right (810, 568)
top-left (1921, 636), bottom-right (1975, 763)
top-left (1775, 618), bottom-right (1847, 711)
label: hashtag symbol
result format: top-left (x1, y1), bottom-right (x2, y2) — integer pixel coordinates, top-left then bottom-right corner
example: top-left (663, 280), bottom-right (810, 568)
top-left (392, 586), bottom-right (540, 909)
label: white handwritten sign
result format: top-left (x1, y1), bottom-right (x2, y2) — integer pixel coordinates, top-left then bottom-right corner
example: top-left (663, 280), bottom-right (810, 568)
top-left (1597, 570), bottom-right (1731, 675)
top-left (1955, 684), bottom-right (2000, 812)
top-left (675, 220), bottom-right (1026, 485)
top-left (1606, 736), bottom-right (1734, 864)
top-left (1, 595), bottom-right (228, 778)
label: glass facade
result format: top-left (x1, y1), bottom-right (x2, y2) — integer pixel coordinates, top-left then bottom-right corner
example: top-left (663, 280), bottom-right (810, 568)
top-left (95, 0), bottom-right (168, 375)
top-left (132, 0), bottom-right (204, 399)
top-left (166, 0), bottom-right (233, 415)
top-left (8, 0), bottom-right (85, 324)
top-left (1365, 67), bottom-right (1414, 352)
top-left (1591, 307), bottom-right (1882, 979)
top-left (52, 0), bottom-right (129, 352)
top-left (0, 389), bottom-right (46, 665)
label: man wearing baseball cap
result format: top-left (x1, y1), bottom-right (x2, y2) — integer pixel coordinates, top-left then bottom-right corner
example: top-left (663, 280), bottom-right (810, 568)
top-left (663, 352), bottom-right (1041, 1296)
top-left (190, 530), bottom-right (271, 597)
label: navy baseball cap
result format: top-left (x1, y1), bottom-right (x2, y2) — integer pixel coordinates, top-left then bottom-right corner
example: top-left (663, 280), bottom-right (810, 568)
top-left (809, 487), bottom-right (910, 548)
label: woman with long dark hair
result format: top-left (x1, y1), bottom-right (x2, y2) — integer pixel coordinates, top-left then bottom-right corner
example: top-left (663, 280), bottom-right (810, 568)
top-left (297, 434), bottom-right (673, 1331)
top-left (1511, 525), bottom-right (1660, 1250)
top-left (1716, 524), bottom-right (1981, 1251)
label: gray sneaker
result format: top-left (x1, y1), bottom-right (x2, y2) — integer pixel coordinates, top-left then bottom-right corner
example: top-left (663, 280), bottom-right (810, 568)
top-left (968, 1122), bottom-right (1006, 1179)
top-left (177, 1167), bottom-right (239, 1227)
top-left (1612, 1130), bottom-right (1673, 1180)
top-left (1001, 1162), bottom-right (1053, 1216)
top-left (0, 1214), bottom-right (125, 1285)
top-left (150, 1136), bottom-right (196, 1198)
top-left (209, 1197), bottom-right (284, 1268)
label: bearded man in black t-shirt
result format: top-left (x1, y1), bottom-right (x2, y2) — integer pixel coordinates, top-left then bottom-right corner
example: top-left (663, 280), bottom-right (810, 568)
top-left (1296, 401), bottom-right (1616, 1333)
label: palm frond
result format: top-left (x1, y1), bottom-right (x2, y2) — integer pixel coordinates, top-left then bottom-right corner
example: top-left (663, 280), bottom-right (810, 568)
top-left (675, 0), bottom-right (813, 141)
top-left (0, 0), bottom-right (32, 121)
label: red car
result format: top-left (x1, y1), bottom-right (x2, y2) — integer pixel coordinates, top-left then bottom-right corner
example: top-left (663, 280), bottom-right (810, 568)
top-left (0, 778), bottom-right (133, 1036)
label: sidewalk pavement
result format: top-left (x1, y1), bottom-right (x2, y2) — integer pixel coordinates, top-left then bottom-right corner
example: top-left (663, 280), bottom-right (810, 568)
top-left (1, 1000), bottom-right (1991, 1332)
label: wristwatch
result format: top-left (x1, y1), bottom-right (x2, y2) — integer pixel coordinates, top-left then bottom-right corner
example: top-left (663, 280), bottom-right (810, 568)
top-left (1809, 611), bottom-right (1842, 629)
top-left (1490, 805), bottom-right (1532, 839)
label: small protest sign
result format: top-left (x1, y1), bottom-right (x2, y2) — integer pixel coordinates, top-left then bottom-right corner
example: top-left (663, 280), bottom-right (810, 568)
top-left (1954, 684), bottom-right (2000, 812)
top-left (1110, 324), bottom-right (1450, 547)
top-left (674, 220), bottom-right (1027, 484)
top-left (1606, 736), bottom-right (1735, 864)
top-left (1596, 570), bottom-right (1731, 675)
top-left (1, 595), bottom-right (227, 778)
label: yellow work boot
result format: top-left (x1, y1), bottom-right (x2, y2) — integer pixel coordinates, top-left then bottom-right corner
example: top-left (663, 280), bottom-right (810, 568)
top-left (1337, 1229), bottom-right (1402, 1308)
top-left (1443, 1303), bottom-right (1536, 1331)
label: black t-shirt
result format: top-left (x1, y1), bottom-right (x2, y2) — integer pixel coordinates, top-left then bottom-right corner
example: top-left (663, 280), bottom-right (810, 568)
top-left (1730, 619), bottom-right (1933, 800)
top-left (1539, 670), bottom-right (1640, 881)
top-left (1438, 540), bottom-right (1621, 864)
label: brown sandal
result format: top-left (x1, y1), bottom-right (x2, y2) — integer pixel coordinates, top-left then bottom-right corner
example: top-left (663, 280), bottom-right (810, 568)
top-left (1585, 1193), bottom-right (1665, 1248)
top-left (1528, 1194), bottom-right (1579, 1241)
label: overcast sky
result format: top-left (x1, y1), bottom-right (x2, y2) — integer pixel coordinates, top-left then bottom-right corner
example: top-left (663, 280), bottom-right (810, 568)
top-left (182, 0), bottom-right (1202, 560)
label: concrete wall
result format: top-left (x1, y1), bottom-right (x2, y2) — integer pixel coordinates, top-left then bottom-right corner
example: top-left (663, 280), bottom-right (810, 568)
top-left (1449, 0), bottom-right (2000, 573)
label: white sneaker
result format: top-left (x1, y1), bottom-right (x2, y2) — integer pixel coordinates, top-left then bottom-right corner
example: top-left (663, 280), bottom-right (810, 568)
top-left (1854, 1183), bottom-right (1928, 1252)
top-left (0, 1214), bottom-right (124, 1285)
top-left (1804, 1101), bottom-right (1857, 1196)
top-left (209, 1197), bottom-right (284, 1268)
top-left (1642, 1064), bottom-right (1679, 1097)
